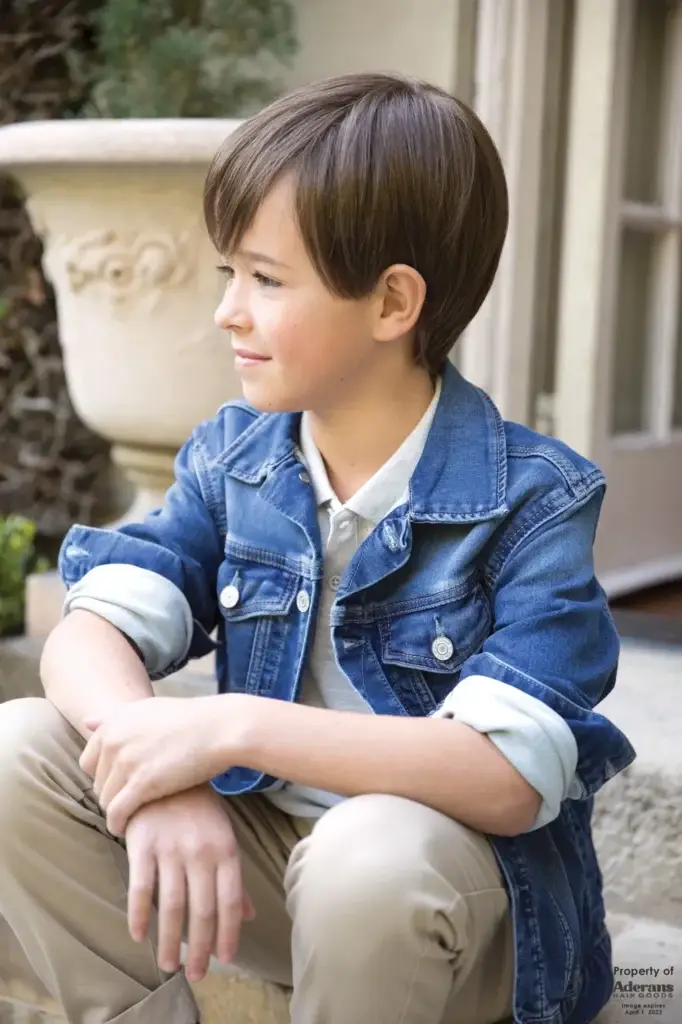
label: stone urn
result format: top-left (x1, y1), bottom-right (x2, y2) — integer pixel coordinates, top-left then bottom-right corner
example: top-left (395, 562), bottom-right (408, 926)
top-left (0, 119), bottom-right (242, 524)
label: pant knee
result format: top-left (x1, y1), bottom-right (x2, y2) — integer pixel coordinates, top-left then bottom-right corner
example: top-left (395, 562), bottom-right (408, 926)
top-left (0, 698), bottom-right (80, 846)
top-left (285, 795), bottom-right (456, 950)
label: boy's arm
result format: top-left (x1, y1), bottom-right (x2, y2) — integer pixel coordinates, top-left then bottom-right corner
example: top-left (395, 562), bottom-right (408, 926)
top-left (41, 609), bottom-right (154, 739)
top-left (219, 694), bottom-right (542, 836)
top-left (45, 430), bottom-right (224, 737)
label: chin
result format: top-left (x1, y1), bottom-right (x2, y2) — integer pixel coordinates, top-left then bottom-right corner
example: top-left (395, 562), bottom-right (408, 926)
top-left (240, 384), bottom-right (303, 415)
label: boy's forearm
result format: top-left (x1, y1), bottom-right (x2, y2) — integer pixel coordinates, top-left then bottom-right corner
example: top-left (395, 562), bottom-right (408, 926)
top-left (224, 695), bottom-right (542, 837)
top-left (40, 609), bottom-right (154, 740)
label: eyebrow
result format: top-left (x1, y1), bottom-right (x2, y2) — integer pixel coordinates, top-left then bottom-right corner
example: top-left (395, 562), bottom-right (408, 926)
top-left (236, 249), bottom-right (292, 270)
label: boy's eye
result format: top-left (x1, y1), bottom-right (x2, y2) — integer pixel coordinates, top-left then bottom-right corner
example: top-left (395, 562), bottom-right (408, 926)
top-left (216, 265), bottom-right (280, 289)
top-left (254, 271), bottom-right (281, 289)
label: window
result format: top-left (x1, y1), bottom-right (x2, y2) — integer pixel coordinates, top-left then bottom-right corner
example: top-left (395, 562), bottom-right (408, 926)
top-left (611, 0), bottom-right (682, 438)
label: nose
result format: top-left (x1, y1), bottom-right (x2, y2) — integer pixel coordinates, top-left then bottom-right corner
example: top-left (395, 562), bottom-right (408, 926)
top-left (214, 282), bottom-right (252, 334)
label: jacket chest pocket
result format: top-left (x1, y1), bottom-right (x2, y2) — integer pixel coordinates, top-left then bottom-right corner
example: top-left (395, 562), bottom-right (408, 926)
top-left (375, 580), bottom-right (492, 711)
top-left (216, 557), bottom-right (300, 695)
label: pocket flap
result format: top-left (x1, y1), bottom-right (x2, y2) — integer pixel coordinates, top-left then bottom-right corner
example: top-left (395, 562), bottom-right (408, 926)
top-left (217, 560), bottom-right (299, 622)
top-left (379, 583), bottom-right (491, 673)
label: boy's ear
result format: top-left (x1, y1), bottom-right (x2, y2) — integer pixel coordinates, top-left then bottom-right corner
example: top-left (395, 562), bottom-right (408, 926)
top-left (372, 264), bottom-right (427, 342)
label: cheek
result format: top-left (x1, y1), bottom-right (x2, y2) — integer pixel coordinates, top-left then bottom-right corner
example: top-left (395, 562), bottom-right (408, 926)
top-left (258, 300), bottom-right (325, 364)
top-left (256, 292), bottom-right (369, 372)
top-left (267, 315), bottom-right (305, 357)
top-left (255, 300), bottom-right (302, 353)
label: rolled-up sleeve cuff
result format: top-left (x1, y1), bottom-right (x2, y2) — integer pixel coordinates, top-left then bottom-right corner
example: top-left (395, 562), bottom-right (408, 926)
top-left (432, 675), bottom-right (581, 831)
top-left (63, 564), bottom-right (193, 678)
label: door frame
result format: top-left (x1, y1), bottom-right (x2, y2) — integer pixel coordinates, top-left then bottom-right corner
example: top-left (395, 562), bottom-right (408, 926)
top-left (554, 0), bottom-right (682, 595)
top-left (458, 0), bottom-right (551, 425)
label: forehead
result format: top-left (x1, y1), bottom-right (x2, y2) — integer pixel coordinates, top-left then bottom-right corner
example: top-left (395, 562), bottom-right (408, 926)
top-left (239, 177), bottom-right (302, 255)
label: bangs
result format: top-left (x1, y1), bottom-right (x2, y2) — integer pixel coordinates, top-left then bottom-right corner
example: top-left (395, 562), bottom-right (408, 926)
top-left (203, 123), bottom-right (294, 261)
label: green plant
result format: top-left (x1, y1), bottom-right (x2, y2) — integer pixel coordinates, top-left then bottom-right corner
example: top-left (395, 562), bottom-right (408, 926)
top-left (0, 517), bottom-right (50, 636)
top-left (68, 0), bottom-right (297, 118)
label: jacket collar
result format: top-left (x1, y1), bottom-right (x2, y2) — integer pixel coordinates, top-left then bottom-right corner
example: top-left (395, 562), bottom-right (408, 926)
top-left (213, 362), bottom-right (508, 524)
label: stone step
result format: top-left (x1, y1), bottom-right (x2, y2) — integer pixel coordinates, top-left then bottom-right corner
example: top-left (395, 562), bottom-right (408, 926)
top-left (591, 641), bottom-right (682, 927)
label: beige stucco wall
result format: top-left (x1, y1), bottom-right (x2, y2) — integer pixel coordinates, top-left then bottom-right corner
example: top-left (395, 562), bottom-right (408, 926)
top-left (284, 0), bottom-right (473, 94)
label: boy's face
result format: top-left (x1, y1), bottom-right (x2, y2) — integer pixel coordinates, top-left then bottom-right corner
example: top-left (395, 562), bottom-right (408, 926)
top-left (213, 177), bottom-right (381, 414)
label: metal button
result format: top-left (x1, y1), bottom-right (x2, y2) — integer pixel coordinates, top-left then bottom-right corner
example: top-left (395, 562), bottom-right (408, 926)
top-left (299, 471), bottom-right (311, 484)
top-left (329, 574), bottom-right (341, 591)
top-left (383, 523), bottom-right (399, 551)
top-left (296, 590), bottom-right (310, 613)
top-left (432, 636), bottom-right (454, 661)
top-left (219, 584), bottom-right (240, 609)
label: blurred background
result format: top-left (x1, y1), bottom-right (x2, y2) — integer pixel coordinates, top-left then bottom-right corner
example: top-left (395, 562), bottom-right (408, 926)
top-left (1, 0), bottom-right (681, 643)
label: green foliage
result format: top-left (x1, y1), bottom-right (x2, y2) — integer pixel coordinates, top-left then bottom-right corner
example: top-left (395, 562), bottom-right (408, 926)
top-left (0, 517), bottom-right (49, 636)
top-left (68, 0), bottom-right (297, 118)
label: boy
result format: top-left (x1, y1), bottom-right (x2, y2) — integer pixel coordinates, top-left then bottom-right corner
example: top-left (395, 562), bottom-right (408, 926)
top-left (0, 73), bottom-right (636, 1024)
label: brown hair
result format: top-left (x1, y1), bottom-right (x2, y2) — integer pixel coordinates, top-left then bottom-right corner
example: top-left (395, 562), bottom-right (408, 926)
top-left (204, 72), bottom-right (508, 376)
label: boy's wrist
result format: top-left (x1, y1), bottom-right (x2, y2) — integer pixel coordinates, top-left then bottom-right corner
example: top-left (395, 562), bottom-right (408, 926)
top-left (202, 692), bottom-right (259, 778)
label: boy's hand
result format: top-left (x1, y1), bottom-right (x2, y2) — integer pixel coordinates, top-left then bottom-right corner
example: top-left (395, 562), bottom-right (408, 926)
top-left (125, 784), bottom-right (256, 982)
top-left (80, 695), bottom-right (229, 835)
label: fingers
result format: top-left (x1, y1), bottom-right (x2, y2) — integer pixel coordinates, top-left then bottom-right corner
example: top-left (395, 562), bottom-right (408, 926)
top-left (215, 858), bottom-right (247, 965)
top-left (93, 741), bottom-right (114, 806)
top-left (185, 865), bottom-right (218, 982)
top-left (150, 856), bottom-right (248, 980)
top-left (78, 729), bottom-right (103, 780)
top-left (106, 782), bottom-right (148, 838)
top-left (127, 845), bottom-right (157, 943)
top-left (157, 859), bottom-right (187, 974)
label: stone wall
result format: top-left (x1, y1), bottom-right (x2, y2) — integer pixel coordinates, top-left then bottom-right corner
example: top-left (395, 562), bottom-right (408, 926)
top-left (0, 1), bottom-right (111, 547)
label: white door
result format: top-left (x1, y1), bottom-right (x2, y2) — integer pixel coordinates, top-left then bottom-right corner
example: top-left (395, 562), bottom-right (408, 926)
top-left (554, 0), bottom-right (682, 597)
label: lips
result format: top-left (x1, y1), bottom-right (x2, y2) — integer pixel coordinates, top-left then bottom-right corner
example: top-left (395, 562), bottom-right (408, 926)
top-left (233, 347), bottom-right (269, 361)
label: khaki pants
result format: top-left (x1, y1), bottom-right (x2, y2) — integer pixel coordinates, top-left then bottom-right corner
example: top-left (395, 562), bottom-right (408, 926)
top-left (0, 698), bottom-right (514, 1024)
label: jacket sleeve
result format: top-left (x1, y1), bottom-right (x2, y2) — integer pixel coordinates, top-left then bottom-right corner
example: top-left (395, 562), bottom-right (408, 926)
top-left (58, 430), bottom-right (224, 679)
top-left (431, 486), bottom-right (636, 828)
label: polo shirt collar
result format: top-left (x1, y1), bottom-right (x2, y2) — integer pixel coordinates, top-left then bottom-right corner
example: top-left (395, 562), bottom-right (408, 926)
top-left (299, 376), bottom-right (442, 525)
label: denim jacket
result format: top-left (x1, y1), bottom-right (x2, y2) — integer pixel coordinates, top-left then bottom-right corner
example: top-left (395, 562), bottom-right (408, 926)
top-left (59, 362), bottom-right (636, 1024)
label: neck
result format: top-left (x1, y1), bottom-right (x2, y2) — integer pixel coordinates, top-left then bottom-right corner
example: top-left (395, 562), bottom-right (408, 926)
top-left (306, 361), bottom-right (436, 504)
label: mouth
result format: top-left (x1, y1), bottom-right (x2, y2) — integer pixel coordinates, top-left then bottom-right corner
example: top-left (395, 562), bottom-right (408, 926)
top-left (233, 347), bottom-right (271, 368)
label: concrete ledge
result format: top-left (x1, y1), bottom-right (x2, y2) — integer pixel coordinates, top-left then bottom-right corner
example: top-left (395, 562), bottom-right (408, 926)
top-left (592, 641), bottom-right (682, 925)
top-left (190, 967), bottom-right (290, 1024)
top-left (24, 572), bottom-right (65, 641)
